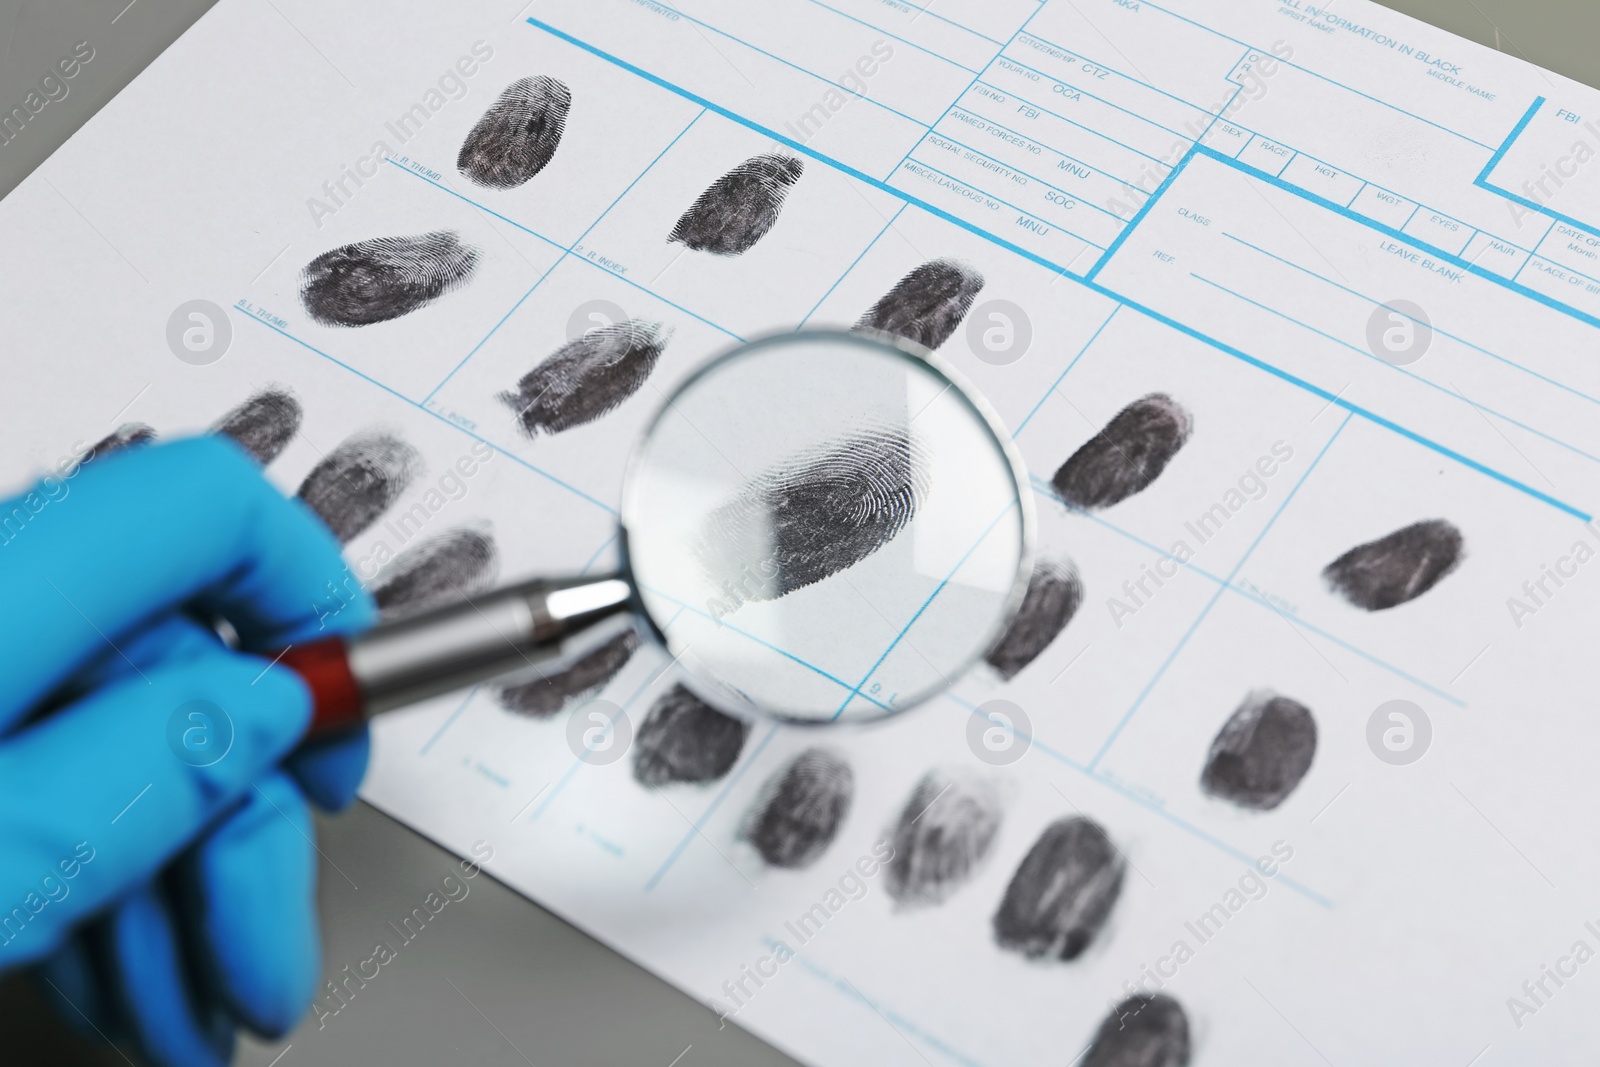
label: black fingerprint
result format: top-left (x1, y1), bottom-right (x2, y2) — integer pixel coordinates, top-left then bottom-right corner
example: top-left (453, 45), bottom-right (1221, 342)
top-left (1323, 519), bottom-right (1463, 611)
top-left (457, 76), bottom-right (572, 189)
top-left (296, 431), bottom-right (421, 543)
top-left (1052, 394), bottom-right (1192, 511)
top-left (497, 630), bottom-right (639, 718)
top-left (743, 748), bottom-right (853, 869)
top-left (92, 423), bottom-right (155, 456)
top-left (669, 153), bottom-right (804, 256)
top-left (498, 320), bottom-right (668, 437)
top-left (372, 527), bottom-right (499, 617)
top-left (699, 426), bottom-right (930, 608)
top-left (985, 558), bottom-right (1083, 681)
top-left (213, 387), bottom-right (301, 465)
top-left (633, 684), bottom-right (750, 787)
top-left (855, 258), bottom-right (985, 351)
top-left (884, 770), bottom-right (1001, 908)
top-left (1201, 691), bottom-right (1316, 811)
top-left (300, 232), bottom-right (480, 328)
top-left (1084, 995), bottom-right (1191, 1067)
top-left (992, 817), bottom-right (1124, 961)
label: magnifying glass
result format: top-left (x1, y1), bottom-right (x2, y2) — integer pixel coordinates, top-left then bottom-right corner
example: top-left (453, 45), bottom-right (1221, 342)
top-left (281, 328), bottom-right (1034, 739)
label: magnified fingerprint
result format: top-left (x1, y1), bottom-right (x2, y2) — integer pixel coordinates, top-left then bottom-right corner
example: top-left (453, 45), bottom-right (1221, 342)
top-left (1323, 519), bottom-right (1463, 611)
top-left (213, 387), bottom-right (301, 465)
top-left (372, 527), bottom-right (499, 617)
top-left (634, 684), bottom-right (750, 786)
top-left (497, 630), bottom-right (639, 718)
top-left (499, 319), bottom-right (669, 437)
top-left (699, 425), bottom-right (930, 608)
top-left (884, 769), bottom-right (1001, 908)
top-left (1052, 394), bottom-right (1191, 511)
top-left (1084, 995), bottom-right (1191, 1067)
top-left (854, 258), bottom-right (984, 351)
top-left (1200, 691), bottom-right (1317, 811)
top-left (457, 76), bottom-right (572, 189)
top-left (743, 748), bottom-right (853, 869)
top-left (300, 232), bottom-right (480, 328)
top-left (91, 422), bottom-right (156, 456)
top-left (985, 558), bottom-right (1083, 681)
top-left (669, 153), bottom-right (804, 256)
top-left (296, 431), bottom-right (421, 543)
top-left (993, 817), bottom-right (1124, 961)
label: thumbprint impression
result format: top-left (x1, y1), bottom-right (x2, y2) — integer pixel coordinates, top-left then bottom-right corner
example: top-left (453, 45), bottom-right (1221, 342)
top-left (992, 816), bottom-right (1124, 960)
top-left (634, 684), bottom-right (750, 786)
top-left (1323, 519), bottom-right (1463, 611)
top-left (296, 431), bottom-right (422, 543)
top-left (1052, 394), bottom-right (1191, 511)
top-left (855, 259), bottom-right (985, 351)
top-left (497, 630), bottom-right (640, 718)
top-left (499, 319), bottom-right (669, 437)
top-left (1200, 691), bottom-right (1317, 811)
top-left (884, 769), bottom-right (1001, 908)
top-left (213, 387), bottom-right (301, 465)
top-left (742, 748), bottom-right (854, 869)
top-left (300, 232), bottom-right (480, 328)
top-left (985, 557), bottom-right (1083, 681)
top-left (669, 153), bottom-right (804, 256)
top-left (698, 425), bottom-right (930, 610)
top-left (458, 76), bottom-right (572, 189)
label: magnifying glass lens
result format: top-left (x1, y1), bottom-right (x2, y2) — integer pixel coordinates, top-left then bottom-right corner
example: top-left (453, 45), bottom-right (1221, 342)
top-left (624, 332), bottom-right (1029, 724)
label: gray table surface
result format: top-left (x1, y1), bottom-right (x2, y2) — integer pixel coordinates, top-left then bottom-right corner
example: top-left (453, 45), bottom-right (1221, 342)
top-left (2, 1), bottom-right (1596, 1064)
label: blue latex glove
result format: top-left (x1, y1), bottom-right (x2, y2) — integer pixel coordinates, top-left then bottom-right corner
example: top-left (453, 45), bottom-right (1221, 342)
top-left (0, 435), bottom-right (376, 1066)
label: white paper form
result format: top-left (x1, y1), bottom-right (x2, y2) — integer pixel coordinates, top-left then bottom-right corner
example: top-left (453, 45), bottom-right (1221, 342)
top-left (6, 0), bottom-right (1600, 1062)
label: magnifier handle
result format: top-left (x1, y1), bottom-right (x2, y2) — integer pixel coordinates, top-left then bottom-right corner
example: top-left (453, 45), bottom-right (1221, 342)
top-left (275, 574), bottom-right (635, 746)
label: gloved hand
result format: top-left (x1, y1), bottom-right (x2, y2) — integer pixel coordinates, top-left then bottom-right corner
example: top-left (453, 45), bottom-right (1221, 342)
top-left (0, 435), bottom-right (376, 1066)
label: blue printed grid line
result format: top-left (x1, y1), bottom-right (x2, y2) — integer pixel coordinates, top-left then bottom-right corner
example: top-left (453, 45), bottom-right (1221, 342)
top-left (1010, 29), bottom-right (1217, 123)
top-left (1473, 96), bottom-right (1600, 241)
top-left (947, 695), bottom-right (1335, 909)
top-left (792, 0), bottom-right (983, 74)
top-left (639, 585), bottom-right (894, 713)
top-left (644, 0), bottom-right (932, 129)
top-left (831, 499), bottom-right (1022, 720)
top-left (903, 157), bottom-right (1109, 245)
top-left (234, 310), bottom-right (620, 515)
top-left (1085, 411), bottom-right (1353, 771)
top-left (393, 109), bottom-right (748, 405)
top-left (1222, 232), bottom-right (1600, 409)
top-left (1011, 303), bottom-right (1121, 437)
top-left (798, 202), bottom-right (908, 326)
top-left (915, 134), bottom-right (1129, 222)
top-left (419, 686), bottom-right (479, 756)
top-left (1190, 273), bottom-right (1600, 469)
top-left (880, 5), bottom-right (1045, 181)
top-left (516, 18), bottom-right (1595, 522)
top-left (984, 53), bottom-right (1205, 141)
top-left (967, 74), bottom-right (1174, 164)
top-left (645, 723), bottom-right (780, 890)
top-left (1108, 0), bottom-right (1496, 149)
top-left (524, 16), bottom-right (1088, 283)
top-left (941, 106), bottom-right (1146, 193)
top-left (529, 606), bottom-right (689, 825)
top-left (1032, 479), bottom-right (1468, 709)
top-left (1085, 142), bottom-right (1197, 281)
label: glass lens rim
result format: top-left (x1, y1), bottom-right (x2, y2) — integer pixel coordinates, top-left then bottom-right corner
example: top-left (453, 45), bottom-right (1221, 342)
top-left (618, 326), bottom-right (1037, 725)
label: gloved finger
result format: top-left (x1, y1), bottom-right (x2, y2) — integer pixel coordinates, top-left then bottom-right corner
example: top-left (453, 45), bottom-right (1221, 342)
top-left (20, 611), bottom-right (224, 726)
top-left (0, 651), bottom-right (309, 966)
top-left (286, 729), bottom-right (371, 811)
top-left (33, 931), bottom-right (117, 1042)
top-left (102, 881), bottom-right (233, 1067)
top-left (19, 608), bottom-right (372, 811)
top-left (0, 435), bottom-right (375, 732)
top-left (184, 771), bottom-right (319, 1037)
